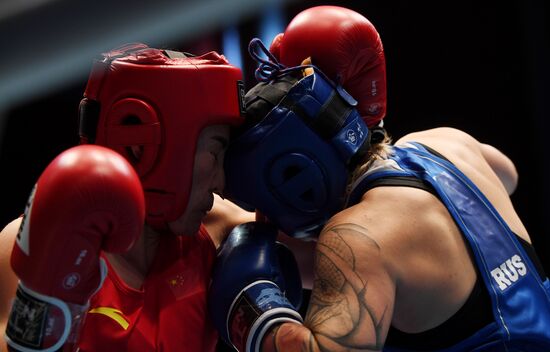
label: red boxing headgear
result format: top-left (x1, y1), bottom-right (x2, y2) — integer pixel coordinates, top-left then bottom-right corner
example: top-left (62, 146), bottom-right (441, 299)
top-left (79, 43), bottom-right (244, 229)
top-left (270, 6), bottom-right (387, 128)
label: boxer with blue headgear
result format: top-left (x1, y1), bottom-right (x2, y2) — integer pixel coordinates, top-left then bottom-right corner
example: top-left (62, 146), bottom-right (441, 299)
top-left (209, 36), bottom-right (379, 351)
top-left (224, 38), bottom-right (373, 239)
top-left (210, 6), bottom-right (550, 352)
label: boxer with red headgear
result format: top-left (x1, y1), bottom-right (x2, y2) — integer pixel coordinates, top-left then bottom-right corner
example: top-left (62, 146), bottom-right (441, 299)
top-left (78, 43), bottom-right (246, 230)
top-left (0, 43), bottom-right (254, 351)
top-left (210, 6), bottom-right (550, 352)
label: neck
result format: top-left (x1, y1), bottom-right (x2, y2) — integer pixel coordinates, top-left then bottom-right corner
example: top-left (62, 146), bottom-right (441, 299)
top-left (126, 224), bottom-right (161, 271)
top-left (104, 224), bottom-right (161, 289)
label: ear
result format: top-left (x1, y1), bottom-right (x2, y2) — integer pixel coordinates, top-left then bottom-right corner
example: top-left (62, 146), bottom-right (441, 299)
top-left (103, 98), bottom-right (162, 177)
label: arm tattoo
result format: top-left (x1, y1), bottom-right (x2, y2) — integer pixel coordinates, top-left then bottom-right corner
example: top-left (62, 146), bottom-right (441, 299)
top-left (304, 223), bottom-right (389, 351)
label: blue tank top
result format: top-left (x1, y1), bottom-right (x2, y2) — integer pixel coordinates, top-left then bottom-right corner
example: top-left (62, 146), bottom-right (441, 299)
top-left (348, 142), bottom-right (550, 351)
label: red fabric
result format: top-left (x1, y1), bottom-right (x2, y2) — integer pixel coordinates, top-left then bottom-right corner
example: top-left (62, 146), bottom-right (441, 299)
top-left (11, 145), bottom-right (145, 305)
top-left (85, 45), bottom-right (244, 226)
top-left (270, 5), bottom-right (387, 128)
top-left (77, 225), bottom-right (218, 351)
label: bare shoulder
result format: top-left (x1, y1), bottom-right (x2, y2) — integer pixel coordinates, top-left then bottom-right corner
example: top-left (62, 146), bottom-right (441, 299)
top-left (336, 186), bottom-right (482, 332)
top-left (395, 128), bottom-right (514, 192)
top-left (0, 217), bottom-right (22, 346)
top-left (396, 127), bottom-right (475, 142)
top-left (396, 127), bottom-right (481, 153)
top-left (202, 195), bottom-right (255, 248)
top-left (337, 185), bottom-right (457, 275)
top-left (319, 197), bottom-right (415, 278)
top-left (0, 217), bottom-right (21, 259)
top-left (395, 127), bottom-right (521, 216)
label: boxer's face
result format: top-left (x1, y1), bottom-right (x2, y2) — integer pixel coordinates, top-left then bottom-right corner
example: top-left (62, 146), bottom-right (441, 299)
top-left (168, 124), bottom-right (229, 235)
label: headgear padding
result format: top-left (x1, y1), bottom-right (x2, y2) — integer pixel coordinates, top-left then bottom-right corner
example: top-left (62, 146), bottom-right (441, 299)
top-left (79, 43), bottom-right (244, 229)
top-left (225, 67), bottom-right (370, 239)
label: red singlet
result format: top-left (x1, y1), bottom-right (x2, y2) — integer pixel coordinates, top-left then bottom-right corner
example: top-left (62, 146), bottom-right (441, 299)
top-left (77, 225), bottom-right (218, 351)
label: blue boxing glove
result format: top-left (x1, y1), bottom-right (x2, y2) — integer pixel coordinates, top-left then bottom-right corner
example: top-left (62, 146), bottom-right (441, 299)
top-left (209, 222), bottom-right (303, 352)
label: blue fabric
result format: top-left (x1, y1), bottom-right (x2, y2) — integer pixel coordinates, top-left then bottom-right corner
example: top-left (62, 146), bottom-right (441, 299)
top-left (208, 222), bottom-right (302, 350)
top-left (349, 143), bottom-right (550, 351)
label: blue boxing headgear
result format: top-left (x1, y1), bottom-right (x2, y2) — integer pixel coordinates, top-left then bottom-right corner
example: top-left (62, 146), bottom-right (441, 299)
top-left (224, 39), bottom-right (371, 239)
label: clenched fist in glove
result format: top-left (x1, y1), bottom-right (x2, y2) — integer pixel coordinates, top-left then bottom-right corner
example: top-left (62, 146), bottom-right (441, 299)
top-left (269, 5), bottom-right (387, 128)
top-left (209, 222), bottom-right (303, 352)
top-left (5, 145), bottom-right (145, 352)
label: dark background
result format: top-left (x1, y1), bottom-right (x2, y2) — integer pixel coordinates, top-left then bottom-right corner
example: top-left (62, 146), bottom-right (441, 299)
top-left (2, 0), bottom-right (547, 268)
top-left (0, 2), bottom-right (548, 349)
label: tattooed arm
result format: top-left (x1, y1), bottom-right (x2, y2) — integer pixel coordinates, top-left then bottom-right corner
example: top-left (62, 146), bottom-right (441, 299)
top-left (262, 223), bottom-right (397, 352)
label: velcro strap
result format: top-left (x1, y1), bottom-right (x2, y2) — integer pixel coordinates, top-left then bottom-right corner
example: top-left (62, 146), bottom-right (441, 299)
top-left (228, 280), bottom-right (302, 352)
top-left (245, 77), bottom-right (299, 127)
top-left (246, 76), bottom-right (298, 108)
top-left (280, 89), bottom-right (352, 140)
top-left (312, 90), bottom-right (351, 139)
top-left (5, 284), bottom-right (75, 352)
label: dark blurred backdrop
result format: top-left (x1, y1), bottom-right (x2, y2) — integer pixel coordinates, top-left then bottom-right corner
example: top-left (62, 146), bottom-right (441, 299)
top-left (0, 0), bottom-right (548, 331)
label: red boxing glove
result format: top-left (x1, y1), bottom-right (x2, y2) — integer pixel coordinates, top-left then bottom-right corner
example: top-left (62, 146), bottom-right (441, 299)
top-left (6, 145), bottom-right (145, 351)
top-left (270, 5), bottom-right (387, 128)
